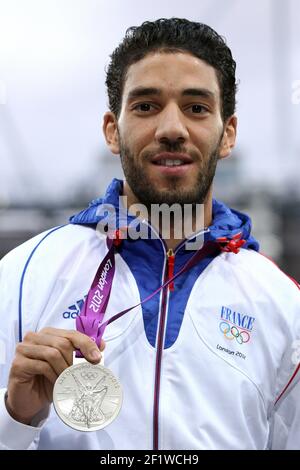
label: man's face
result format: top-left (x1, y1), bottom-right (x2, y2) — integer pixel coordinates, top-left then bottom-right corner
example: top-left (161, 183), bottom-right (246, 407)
top-left (108, 51), bottom-right (234, 207)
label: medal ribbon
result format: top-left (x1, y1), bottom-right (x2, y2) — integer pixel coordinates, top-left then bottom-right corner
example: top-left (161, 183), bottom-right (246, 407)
top-left (76, 233), bottom-right (219, 357)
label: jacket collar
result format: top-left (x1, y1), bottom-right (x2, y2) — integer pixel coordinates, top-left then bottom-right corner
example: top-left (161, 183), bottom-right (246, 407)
top-left (70, 178), bottom-right (259, 252)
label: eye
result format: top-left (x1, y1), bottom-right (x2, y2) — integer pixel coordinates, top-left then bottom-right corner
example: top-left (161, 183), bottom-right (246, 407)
top-left (133, 103), bottom-right (155, 112)
top-left (189, 104), bottom-right (209, 114)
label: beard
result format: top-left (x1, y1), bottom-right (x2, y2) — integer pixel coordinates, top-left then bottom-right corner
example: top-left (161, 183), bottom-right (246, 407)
top-left (118, 135), bottom-right (222, 209)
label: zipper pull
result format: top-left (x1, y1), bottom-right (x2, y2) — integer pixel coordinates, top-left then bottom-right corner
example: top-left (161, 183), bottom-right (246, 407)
top-left (167, 248), bottom-right (175, 292)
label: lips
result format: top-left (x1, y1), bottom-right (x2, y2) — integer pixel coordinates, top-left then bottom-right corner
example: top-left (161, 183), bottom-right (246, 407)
top-left (151, 152), bottom-right (193, 167)
top-left (149, 152), bottom-right (195, 177)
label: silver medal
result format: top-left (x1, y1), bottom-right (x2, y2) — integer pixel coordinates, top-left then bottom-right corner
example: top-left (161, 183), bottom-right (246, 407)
top-left (53, 361), bottom-right (123, 432)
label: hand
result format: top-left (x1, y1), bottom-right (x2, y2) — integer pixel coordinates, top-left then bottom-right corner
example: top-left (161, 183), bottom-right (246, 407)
top-left (5, 327), bottom-right (105, 425)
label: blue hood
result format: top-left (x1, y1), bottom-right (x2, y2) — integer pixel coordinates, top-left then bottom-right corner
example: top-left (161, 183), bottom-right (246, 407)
top-left (70, 178), bottom-right (259, 251)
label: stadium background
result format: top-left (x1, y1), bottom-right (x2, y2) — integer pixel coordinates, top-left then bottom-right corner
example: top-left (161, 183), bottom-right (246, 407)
top-left (0, 0), bottom-right (299, 280)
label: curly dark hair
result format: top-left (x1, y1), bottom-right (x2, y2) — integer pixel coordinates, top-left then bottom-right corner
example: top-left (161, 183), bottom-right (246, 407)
top-left (105, 18), bottom-right (237, 122)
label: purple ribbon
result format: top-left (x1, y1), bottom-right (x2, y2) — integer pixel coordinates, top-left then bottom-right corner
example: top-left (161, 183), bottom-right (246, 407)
top-left (76, 236), bottom-right (219, 357)
top-left (75, 237), bottom-right (115, 357)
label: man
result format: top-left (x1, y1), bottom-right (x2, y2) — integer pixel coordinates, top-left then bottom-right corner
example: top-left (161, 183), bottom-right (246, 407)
top-left (0, 18), bottom-right (299, 450)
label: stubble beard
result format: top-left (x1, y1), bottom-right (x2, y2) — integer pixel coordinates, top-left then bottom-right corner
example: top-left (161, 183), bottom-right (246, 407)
top-left (118, 136), bottom-right (222, 210)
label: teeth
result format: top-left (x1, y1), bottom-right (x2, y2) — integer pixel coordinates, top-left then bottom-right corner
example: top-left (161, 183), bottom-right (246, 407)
top-left (157, 159), bottom-right (184, 167)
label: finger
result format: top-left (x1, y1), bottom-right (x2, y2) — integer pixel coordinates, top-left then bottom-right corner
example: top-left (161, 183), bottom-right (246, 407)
top-left (16, 343), bottom-right (69, 377)
top-left (11, 356), bottom-right (57, 384)
top-left (38, 328), bottom-right (102, 363)
top-left (23, 331), bottom-right (73, 366)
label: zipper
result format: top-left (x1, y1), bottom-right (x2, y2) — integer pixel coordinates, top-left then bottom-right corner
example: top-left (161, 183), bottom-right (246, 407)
top-left (153, 248), bottom-right (172, 450)
top-left (166, 249), bottom-right (175, 292)
top-left (140, 218), bottom-right (210, 450)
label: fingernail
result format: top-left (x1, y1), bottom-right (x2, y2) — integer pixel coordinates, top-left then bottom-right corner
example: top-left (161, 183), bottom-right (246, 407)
top-left (90, 350), bottom-right (101, 361)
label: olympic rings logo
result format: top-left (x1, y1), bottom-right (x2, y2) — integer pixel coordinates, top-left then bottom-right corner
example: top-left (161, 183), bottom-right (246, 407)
top-left (219, 321), bottom-right (250, 344)
top-left (80, 371), bottom-right (99, 380)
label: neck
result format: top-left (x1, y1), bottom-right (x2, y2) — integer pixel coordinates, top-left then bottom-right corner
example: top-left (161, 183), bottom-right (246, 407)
top-left (123, 181), bottom-right (213, 251)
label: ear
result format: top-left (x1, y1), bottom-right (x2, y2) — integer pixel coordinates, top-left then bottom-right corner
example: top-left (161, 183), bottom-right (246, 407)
top-left (102, 112), bottom-right (120, 155)
top-left (219, 115), bottom-right (237, 160)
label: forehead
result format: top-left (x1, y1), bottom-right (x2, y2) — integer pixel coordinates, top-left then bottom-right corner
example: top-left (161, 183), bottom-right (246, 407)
top-left (123, 51), bottom-right (220, 102)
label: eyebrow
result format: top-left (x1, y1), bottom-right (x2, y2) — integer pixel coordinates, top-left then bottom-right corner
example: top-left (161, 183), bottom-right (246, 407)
top-left (127, 87), bottom-right (216, 101)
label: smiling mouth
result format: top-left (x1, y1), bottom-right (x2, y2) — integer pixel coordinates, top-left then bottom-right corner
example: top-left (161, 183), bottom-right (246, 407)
top-left (151, 152), bottom-right (194, 167)
top-left (153, 158), bottom-right (192, 167)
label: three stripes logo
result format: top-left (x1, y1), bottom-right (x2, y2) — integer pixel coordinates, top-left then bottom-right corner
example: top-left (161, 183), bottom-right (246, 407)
top-left (63, 296), bottom-right (87, 319)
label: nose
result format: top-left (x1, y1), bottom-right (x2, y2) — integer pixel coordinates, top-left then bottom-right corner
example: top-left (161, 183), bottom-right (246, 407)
top-left (154, 103), bottom-right (189, 145)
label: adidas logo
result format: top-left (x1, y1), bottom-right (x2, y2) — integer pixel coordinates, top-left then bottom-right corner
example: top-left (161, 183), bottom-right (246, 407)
top-left (62, 296), bottom-right (87, 319)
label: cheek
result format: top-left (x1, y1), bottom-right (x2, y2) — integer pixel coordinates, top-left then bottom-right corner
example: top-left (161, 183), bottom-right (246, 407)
top-left (191, 124), bottom-right (223, 150)
top-left (121, 124), bottom-right (154, 154)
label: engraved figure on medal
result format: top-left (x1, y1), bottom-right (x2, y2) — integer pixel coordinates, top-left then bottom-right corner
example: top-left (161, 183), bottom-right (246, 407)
top-left (68, 371), bottom-right (108, 427)
top-left (53, 361), bottom-right (123, 432)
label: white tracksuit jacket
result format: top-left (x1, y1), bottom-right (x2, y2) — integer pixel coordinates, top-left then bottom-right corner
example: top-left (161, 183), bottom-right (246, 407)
top-left (0, 179), bottom-right (299, 450)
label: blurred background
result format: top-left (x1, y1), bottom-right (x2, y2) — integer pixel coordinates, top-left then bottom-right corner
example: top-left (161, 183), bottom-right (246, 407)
top-left (0, 0), bottom-right (299, 279)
